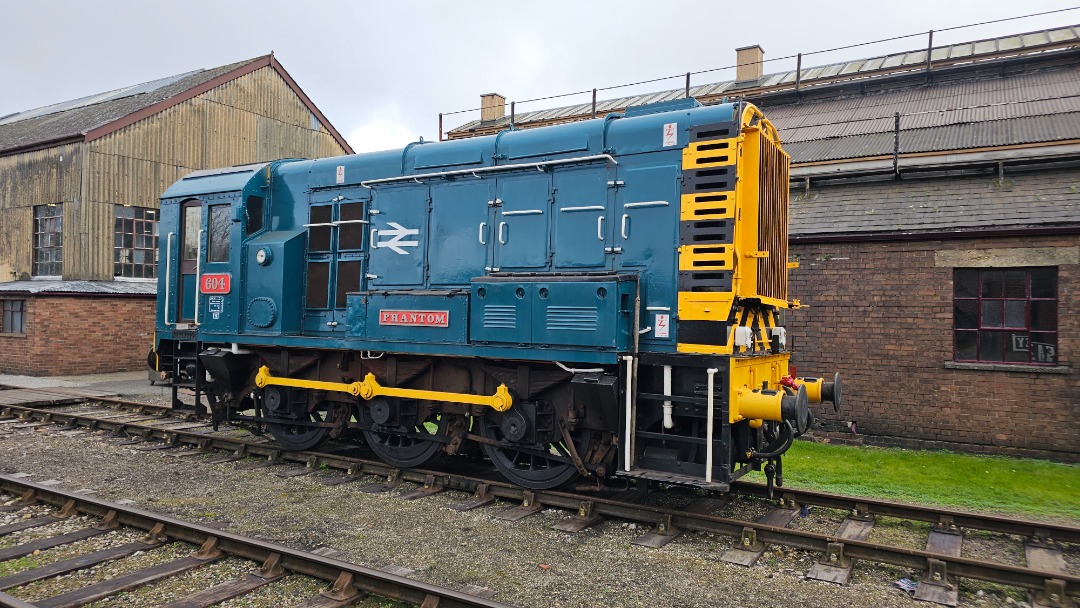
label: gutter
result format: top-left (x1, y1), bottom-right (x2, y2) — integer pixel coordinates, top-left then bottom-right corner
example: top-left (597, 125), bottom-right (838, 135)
top-left (790, 225), bottom-right (1080, 245)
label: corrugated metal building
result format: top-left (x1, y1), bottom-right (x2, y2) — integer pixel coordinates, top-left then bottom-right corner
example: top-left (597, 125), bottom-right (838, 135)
top-left (0, 55), bottom-right (352, 375)
top-left (448, 26), bottom-right (1080, 459)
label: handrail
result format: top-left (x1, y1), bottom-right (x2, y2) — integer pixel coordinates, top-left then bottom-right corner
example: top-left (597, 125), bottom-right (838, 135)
top-left (195, 228), bottom-right (204, 326)
top-left (359, 154), bottom-right (618, 188)
top-left (164, 232), bottom-right (175, 326)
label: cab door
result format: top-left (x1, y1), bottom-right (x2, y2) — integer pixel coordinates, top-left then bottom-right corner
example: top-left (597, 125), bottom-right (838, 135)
top-left (303, 189), bottom-right (370, 333)
top-left (178, 200), bottom-right (202, 323)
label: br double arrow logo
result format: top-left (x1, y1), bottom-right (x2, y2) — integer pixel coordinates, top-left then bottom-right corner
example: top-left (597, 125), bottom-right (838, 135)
top-left (377, 222), bottom-right (419, 254)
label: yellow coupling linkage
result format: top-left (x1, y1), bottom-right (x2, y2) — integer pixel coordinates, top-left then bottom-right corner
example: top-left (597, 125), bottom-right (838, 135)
top-left (253, 366), bottom-right (513, 412)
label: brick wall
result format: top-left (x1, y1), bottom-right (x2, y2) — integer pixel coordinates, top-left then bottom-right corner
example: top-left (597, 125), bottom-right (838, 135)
top-left (0, 295), bottom-right (155, 376)
top-left (788, 234), bottom-right (1078, 461)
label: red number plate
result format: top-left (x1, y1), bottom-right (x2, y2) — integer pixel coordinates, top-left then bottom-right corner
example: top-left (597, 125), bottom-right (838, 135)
top-left (200, 273), bottom-right (232, 294)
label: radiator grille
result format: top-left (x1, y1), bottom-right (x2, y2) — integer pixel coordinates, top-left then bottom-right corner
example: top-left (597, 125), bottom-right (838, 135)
top-left (546, 306), bottom-right (598, 331)
top-left (757, 132), bottom-right (789, 301)
top-left (482, 305), bottom-right (517, 329)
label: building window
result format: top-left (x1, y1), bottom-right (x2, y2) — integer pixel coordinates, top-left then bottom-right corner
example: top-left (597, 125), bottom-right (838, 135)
top-left (1, 299), bottom-right (25, 334)
top-left (114, 206), bottom-right (159, 278)
top-left (954, 268), bottom-right (1057, 365)
top-left (32, 204), bottom-right (63, 276)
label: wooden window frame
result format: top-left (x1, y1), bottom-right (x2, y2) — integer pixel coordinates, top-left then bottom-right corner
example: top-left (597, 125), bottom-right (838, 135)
top-left (113, 205), bottom-right (159, 279)
top-left (32, 204), bottom-right (63, 277)
top-left (1, 299), bottom-right (26, 335)
top-left (953, 267), bottom-right (1058, 366)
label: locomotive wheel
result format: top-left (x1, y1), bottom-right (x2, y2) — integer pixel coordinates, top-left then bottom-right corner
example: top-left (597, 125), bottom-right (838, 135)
top-left (362, 406), bottom-right (454, 468)
top-left (478, 415), bottom-right (592, 490)
top-left (267, 402), bottom-right (333, 451)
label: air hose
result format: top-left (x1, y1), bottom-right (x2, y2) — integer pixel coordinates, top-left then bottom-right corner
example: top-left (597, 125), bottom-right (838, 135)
top-left (749, 420), bottom-right (795, 460)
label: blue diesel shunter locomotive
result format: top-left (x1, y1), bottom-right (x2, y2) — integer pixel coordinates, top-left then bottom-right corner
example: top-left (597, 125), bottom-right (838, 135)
top-left (151, 98), bottom-right (839, 490)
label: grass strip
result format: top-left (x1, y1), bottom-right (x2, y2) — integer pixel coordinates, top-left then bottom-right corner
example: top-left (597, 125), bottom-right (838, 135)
top-left (743, 440), bottom-right (1080, 523)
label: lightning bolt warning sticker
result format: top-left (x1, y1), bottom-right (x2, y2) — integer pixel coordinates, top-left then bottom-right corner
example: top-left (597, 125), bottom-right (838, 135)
top-left (655, 313), bottom-right (670, 338)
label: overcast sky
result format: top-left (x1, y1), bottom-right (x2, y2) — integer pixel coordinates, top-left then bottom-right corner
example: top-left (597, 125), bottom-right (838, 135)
top-left (0, 1), bottom-right (1075, 153)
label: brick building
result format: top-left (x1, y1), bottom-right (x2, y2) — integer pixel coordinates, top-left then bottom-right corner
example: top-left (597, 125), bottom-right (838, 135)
top-left (0, 55), bottom-right (352, 375)
top-left (448, 26), bottom-right (1080, 459)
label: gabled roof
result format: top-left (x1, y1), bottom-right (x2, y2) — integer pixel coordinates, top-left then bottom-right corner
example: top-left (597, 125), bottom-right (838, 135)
top-left (0, 55), bottom-right (353, 156)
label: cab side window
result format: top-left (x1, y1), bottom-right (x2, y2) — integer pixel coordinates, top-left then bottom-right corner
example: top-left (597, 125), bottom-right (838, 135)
top-left (208, 204), bottom-right (231, 262)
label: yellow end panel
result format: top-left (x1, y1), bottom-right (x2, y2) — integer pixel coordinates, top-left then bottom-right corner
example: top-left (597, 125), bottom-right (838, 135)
top-left (680, 192), bottom-right (736, 221)
top-left (683, 138), bottom-right (738, 169)
top-left (679, 244), bottom-right (733, 271)
top-left (729, 354), bottom-right (790, 423)
top-left (677, 292), bottom-right (735, 320)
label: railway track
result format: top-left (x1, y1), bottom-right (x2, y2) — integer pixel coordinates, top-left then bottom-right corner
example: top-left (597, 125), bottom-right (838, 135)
top-left (0, 474), bottom-right (513, 608)
top-left (1, 394), bottom-right (1077, 607)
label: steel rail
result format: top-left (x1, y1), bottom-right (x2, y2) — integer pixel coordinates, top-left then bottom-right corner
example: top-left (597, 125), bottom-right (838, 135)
top-left (0, 474), bottom-right (514, 608)
top-left (3, 400), bottom-right (1078, 598)
top-left (32, 397), bottom-right (1080, 544)
top-left (731, 482), bottom-right (1080, 543)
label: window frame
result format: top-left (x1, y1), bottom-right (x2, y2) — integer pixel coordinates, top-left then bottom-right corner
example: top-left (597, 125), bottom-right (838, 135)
top-left (32, 204), bottom-right (63, 277)
top-left (0, 299), bottom-right (26, 335)
top-left (952, 267), bottom-right (1058, 366)
top-left (113, 205), bottom-right (160, 280)
top-left (207, 204), bottom-right (231, 263)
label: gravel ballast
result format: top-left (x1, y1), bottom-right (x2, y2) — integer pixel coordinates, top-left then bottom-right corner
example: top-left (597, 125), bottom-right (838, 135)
top-left (0, 420), bottom-right (1067, 607)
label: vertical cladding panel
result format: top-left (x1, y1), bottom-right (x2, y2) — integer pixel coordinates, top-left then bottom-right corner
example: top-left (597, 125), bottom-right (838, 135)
top-left (0, 143), bottom-right (82, 280)
top-left (42, 66), bottom-right (348, 283)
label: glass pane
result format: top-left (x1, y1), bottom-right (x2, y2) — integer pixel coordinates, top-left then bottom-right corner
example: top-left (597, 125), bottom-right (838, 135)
top-left (1005, 332), bottom-right (1030, 363)
top-left (954, 269), bottom-right (978, 298)
top-left (183, 205), bottom-right (202, 260)
top-left (336, 261), bottom-right (361, 309)
top-left (1030, 332), bottom-right (1057, 364)
top-left (980, 270), bottom-right (1003, 298)
top-left (1003, 300), bottom-right (1026, 328)
top-left (245, 196), bottom-right (264, 236)
top-left (1031, 301), bottom-right (1056, 331)
top-left (1003, 270), bottom-right (1026, 298)
top-left (955, 331), bottom-right (977, 360)
top-left (981, 300), bottom-right (1002, 327)
top-left (1030, 268), bottom-right (1057, 298)
top-left (209, 205), bottom-right (231, 262)
top-left (978, 331), bottom-right (1003, 361)
top-left (954, 300), bottom-right (978, 329)
top-left (308, 206), bottom-right (332, 252)
top-left (306, 261), bottom-right (330, 309)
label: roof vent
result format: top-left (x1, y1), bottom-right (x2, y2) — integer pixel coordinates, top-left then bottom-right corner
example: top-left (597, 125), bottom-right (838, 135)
top-left (480, 93), bottom-right (506, 122)
top-left (736, 45), bottom-right (764, 82)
